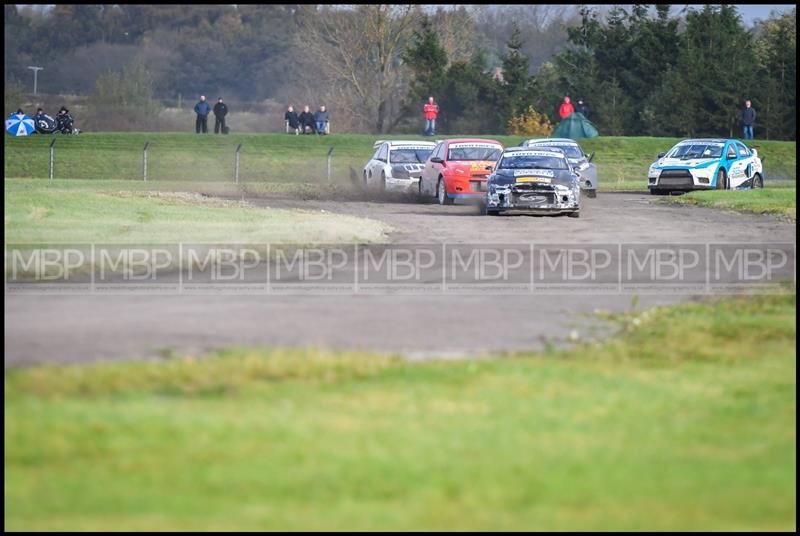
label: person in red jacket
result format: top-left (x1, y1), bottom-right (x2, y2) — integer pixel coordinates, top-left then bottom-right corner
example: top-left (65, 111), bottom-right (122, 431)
top-left (558, 96), bottom-right (575, 120)
top-left (423, 96), bottom-right (439, 136)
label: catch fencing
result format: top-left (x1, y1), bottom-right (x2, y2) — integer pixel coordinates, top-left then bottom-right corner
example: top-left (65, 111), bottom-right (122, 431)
top-left (4, 134), bottom-right (371, 186)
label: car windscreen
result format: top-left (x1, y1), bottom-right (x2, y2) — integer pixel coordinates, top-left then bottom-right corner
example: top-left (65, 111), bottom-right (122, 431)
top-left (390, 148), bottom-right (433, 163)
top-left (497, 152), bottom-right (568, 170)
top-left (447, 144), bottom-right (502, 161)
top-left (528, 143), bottom-right (583, 159)
top-left (668, 143), bottom-right (723, 159)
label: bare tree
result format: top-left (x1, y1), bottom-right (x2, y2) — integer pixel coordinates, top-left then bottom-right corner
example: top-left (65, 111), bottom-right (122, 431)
top-left (294, 4), bottom-right (420, 133)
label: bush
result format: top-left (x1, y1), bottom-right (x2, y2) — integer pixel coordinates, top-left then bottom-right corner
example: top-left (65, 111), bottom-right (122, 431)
top-left (507, 105), bottom-right (553, 136)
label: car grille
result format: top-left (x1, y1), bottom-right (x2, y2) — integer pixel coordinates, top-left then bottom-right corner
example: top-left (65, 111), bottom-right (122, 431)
top-left (470, 180), bottom-right (487, 192)
top-left (658, 169), bottom-right (694, 187)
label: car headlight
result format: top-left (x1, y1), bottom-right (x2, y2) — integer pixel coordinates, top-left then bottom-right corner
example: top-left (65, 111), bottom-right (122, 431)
top-left (648, 165), bottom-right (659, 178)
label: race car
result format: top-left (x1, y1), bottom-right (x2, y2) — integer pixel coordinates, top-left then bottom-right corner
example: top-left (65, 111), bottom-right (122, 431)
top-left (648, 138), bottom-right (764, 194)
top-left (364, 140), bottom-right (436, 192)
top-left (484, 146), bottom-right (581, 217)
top-left (523, 137), bottom-right (597, 197)
top-left (419, 138), bottom-right (504, 205)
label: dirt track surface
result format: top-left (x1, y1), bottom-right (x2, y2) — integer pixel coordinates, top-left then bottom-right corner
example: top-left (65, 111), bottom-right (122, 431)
top-left (5, 193), bottom-right (795, 367)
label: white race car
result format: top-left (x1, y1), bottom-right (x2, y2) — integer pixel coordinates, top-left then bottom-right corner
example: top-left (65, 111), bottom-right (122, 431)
top-left (364, 140), bottom-right (436, 192)
top-left (523, 138), bottom-right (597, 197)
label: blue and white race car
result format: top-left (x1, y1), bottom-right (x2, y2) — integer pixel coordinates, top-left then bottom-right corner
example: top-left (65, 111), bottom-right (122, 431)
top-left (648, 138), bottom-right (764, 194)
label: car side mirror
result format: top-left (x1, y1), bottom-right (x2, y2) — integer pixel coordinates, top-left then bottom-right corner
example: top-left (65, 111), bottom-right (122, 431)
top-left (430, 157), bottom-right (444, 164)
top-left (587, 151), bottom-right (595, 163)
top-left (657, 152), bottom-right (666, 159)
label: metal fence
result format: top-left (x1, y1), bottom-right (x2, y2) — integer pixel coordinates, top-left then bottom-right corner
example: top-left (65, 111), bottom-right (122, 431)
top-left (4, 135), bottom-right (371, 185)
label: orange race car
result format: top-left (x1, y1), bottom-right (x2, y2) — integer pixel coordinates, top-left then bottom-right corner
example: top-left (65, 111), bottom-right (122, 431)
top-left (419, 138), bottom-right (504, 205)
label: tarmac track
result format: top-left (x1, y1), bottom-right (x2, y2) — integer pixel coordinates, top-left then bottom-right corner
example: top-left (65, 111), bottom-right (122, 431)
top-left (4, 192), bottom-right (795, 367)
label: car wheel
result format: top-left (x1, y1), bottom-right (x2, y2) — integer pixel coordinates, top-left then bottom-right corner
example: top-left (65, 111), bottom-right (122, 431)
top-left (649, 189), bottom-right (666, 196)
top-left (437, 177), bottom-right (453, 206)
top-left (716, 169), bottom-right (727, 190)
top-left (752, 173), bottom-right (763, 189)
top-left (586, 189), bottom-right (597, 198)
top-left (485, 204), bottom-right (500, 216)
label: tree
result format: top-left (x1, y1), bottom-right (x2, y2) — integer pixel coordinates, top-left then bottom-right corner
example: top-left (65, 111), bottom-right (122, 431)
top-left (293, 5), bottom-right (420, 133)
top-left (753, 8), bottom-right (796, 139)
top-left (402, 15), bottom-right (448, 115)
top-left (498, 24), bottom-right (532, 124)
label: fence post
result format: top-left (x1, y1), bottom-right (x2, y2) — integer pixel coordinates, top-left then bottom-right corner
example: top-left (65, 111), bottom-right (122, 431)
top-left (142, 142), bottom-right (150, 181)
top-left (49, 138), bottom-right (56, 180)
top-left (327, 146), bottom-right (334, 182)
top-left (235, 143), bottom-right (242, 184)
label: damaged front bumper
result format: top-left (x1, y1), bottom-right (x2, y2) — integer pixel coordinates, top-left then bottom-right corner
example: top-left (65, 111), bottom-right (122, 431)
top-left (486, 183), bottom-right (581, 214)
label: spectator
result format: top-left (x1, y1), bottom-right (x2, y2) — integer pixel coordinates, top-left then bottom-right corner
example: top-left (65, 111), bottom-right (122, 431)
top-left (56, 106), bottom-right (75, 134)
top-left (575, 99), bottom-right (588, 117)
top-left (558, 96), bottom-right (575, 120)
top-left (298, 105), bottom-right (315, 134)
top-left (213, 97), bottom-right (228, 134)
top-left (742, 99), bottom-right (756, 140)
top-left (423, 96), bottom-right (439, 136)
top-left (314, 105), bottom-right (330, 135)
top-left (194, 95), bottom-right (210, 134)
top-left (285, 104), bottom-right (300, 134)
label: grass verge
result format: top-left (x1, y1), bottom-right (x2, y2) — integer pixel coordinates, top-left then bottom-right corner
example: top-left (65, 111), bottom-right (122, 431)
top-left (5, 290), bottom-right (796, 531)
top-left (4, 179), bottom-right (391, 244)
top-left (661, 186), bottom-right (796, 221)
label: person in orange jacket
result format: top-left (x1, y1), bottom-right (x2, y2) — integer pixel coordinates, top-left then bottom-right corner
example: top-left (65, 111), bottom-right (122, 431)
top-left (558, 96), bottom-right (575, 120)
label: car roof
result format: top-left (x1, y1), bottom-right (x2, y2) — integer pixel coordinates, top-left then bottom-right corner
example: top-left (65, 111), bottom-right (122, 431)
top-left (524, 137), bottom-right (578, 145)
top-left (444, 138), bottom-right (503, 145)
top-left (504, 146), bottom-right (566, 155)
top-left (373, 139), bottom-right (436, 149)
top-left (678, 138), bottom-right (729, 144)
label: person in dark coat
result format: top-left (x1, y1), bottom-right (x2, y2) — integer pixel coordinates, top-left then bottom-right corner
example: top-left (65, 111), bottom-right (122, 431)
top-left (285, 104), bottom-right (300, 134)
top-left (194, 95), bottom-right (210, 133)
top-left (213, 97), bottom-right (228, 134)
top-left (298, 105), bottom-right (316, 134)
top-left (314, 105), bottom-right (330, 135)
top-left (742, 99), bottom-right (756, 140)
top-left (56, 106), bottom-right (75, 134)
top-left (575, 99), bottom-right (588, 117)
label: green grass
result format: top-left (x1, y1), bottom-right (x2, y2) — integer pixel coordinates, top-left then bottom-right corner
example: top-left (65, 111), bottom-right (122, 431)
top-left (4, 179), bottom-right (391, 245)
top-left (662, 186), bottom-right (797, 221)
top-left (6, 133), bottom-right (796, 191)
top-left (5, 291), bottom-right (796, 531)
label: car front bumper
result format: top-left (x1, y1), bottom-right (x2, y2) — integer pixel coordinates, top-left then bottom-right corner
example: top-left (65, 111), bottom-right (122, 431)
top-left (486, 183), bottom-right (580, 213)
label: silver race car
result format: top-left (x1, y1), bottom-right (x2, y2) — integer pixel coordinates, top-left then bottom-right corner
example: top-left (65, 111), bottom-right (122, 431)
top-left (364, 140), bottom-right (436, 192)
top-left (485, 147), bottom-right (581, 217)
top-left (523, 137), bottom-right (597, 197)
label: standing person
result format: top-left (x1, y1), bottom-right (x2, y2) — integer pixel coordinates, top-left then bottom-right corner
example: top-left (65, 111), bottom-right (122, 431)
top-left (213, 97), bottom-right (228, 134)
top-left (285, 104), bottom-right (300, 134)
top-left (575, 99), bottom-right (588, 117)
top-left (558, 96), bottom-right (575, 120)
top-left (314, 105), bottom-right (330, 135)
top-left (423, 96), bottom-right (439, 136)
top-left (194, 95), bottom-right (210, 134)
top-left (298, 105), bottom-right (315, 134)
top-left (742, 99), bottom-right (756, 140)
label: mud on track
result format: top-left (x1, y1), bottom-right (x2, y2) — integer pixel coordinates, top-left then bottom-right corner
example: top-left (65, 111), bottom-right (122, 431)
top-left (4, 192), bottom-right (796, 367)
